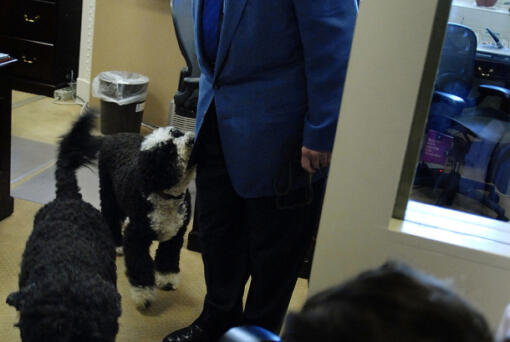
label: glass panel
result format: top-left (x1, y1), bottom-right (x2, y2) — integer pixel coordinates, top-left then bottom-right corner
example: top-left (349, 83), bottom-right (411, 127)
top-left (410, 0), bottom-right (510, 222)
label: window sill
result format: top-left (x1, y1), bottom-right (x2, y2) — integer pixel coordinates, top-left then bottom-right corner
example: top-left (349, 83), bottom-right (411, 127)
top-left (389, 200), bottom-right (510, 269)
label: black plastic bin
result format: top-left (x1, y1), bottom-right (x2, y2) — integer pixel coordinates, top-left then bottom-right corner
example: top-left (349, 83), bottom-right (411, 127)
top-left (99, 100), bottom-right (145, 134)
top-left (92, 71), bottom-right (149, 135)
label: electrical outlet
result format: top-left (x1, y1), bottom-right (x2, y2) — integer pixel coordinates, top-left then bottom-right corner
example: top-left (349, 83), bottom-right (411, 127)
top-left (53, 87), bottom-right (75, 101)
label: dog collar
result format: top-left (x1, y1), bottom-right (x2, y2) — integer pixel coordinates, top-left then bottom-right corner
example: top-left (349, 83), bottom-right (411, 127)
top-left (158, 191), bottom-right (185, 200)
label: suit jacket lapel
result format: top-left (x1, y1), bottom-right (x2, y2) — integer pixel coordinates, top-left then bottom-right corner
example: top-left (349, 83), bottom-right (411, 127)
top-left (214, 0), bottom-right (248, 77)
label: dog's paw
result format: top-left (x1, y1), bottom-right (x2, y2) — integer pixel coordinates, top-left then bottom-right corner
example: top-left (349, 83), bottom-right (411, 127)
top-left (115, 246), bottom-right (124, 256)
top-left (130, 286), bottom-right (156, 310)
top-left (155, 271), bottom-right (180, 291)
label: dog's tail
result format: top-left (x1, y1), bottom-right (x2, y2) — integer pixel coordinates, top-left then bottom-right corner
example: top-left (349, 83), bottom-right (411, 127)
top-left (55, 109), bottom-right (102, 200)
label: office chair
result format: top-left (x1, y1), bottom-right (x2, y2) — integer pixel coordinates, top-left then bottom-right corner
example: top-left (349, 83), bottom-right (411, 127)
top-left (169, 0), bottom-right (200, 133)
top-left (415, 23), bottom-right (510, 220)
top-left (170, 0), bottom-right (203, 252)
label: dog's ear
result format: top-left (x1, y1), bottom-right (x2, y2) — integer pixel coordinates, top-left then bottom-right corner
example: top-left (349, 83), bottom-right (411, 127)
top-left (6, 283), bottom-right (36, 310)
top-left (139, 142), bottom-right (180, 194)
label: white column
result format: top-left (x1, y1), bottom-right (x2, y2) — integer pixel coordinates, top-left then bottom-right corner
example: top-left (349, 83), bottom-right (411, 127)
top-left (77, 0), bottom-right (96, 103)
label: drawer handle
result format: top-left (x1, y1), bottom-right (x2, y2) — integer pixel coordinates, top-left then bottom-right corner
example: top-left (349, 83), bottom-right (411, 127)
top-left (24, 14), bottom-right (41, 23)
top-left (21, 55), bottom-right (37, 64)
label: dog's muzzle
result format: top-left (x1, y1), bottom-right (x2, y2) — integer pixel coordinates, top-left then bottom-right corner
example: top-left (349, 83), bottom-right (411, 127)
top-left (158, 191), bottom-right (185, 200)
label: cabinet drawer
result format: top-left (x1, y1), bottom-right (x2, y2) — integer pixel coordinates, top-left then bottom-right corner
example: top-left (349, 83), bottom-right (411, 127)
top-left (0, 37), bottom-right (55, 82)
top-left (9, 0), bottom-right (57, 44)
top-left (475, 59), bottom-right (510, 83)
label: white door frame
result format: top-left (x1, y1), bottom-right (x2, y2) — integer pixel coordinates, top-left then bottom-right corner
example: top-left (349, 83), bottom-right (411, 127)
top-left (309, 0), bottom-right (510, 327)
top-left (77, 0), bottom-right (96, 103)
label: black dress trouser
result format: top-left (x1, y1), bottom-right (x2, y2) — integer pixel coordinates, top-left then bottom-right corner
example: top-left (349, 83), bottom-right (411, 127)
top-left (194, 104), bottom-right (325, 337)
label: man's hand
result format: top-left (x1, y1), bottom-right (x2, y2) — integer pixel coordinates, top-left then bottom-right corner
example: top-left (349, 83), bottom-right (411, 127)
top-left (301, 147), bottom-right (332, 174)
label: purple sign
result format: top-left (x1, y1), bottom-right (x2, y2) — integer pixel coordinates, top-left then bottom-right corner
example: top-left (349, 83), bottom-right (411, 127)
top-left (421, 129), bottom-right (453, 166)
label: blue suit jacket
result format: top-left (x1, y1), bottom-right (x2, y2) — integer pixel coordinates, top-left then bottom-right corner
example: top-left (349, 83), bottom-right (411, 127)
top-left (193, 0), bottom-right (357, 198)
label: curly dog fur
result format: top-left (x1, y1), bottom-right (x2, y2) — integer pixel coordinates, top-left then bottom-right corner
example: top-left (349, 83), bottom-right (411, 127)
top-left (71, 113), bottom-right (195, 309)
top-left (6, 111), bottom-right (121, 342)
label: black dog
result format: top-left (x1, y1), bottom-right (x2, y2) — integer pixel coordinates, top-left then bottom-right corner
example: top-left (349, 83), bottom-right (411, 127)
top-left (73, 111), bottom-right (195, 309)
top-left (6, 111), bottom-right (121, 342)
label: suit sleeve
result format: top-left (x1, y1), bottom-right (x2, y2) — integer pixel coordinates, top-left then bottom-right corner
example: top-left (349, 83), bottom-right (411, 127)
top-left (292, 0), bottom-right (357, 152)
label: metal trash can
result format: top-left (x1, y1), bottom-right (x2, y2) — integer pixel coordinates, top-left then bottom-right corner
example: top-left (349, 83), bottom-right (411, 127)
top-left (92, 71), bottom-right (149, 134)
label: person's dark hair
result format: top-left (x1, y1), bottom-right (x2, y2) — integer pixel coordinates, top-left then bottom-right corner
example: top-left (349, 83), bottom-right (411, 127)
top-left (282, 262), bottom-right (492, 342)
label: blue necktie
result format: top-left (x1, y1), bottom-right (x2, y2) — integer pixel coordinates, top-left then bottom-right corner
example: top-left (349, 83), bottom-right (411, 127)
top-left (202, 0), bottom-right (223, 64)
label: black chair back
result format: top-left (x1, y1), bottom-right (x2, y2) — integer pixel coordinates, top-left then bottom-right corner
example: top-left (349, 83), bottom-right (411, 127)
top-left (435, 23), bottom-right (477, 99)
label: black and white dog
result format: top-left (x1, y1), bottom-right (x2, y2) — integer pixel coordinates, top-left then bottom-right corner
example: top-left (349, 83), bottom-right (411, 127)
top-left (6, 112), bottom-right (121, 342)
top-left (74, 111), bottom-right (195, 309)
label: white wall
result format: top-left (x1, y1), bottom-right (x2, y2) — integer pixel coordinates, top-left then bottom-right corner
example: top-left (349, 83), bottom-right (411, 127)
top-left (450, 1), bottom-right (510, 48)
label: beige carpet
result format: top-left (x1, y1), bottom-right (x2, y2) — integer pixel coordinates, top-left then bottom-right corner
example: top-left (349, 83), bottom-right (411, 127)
top-left (0, 92), bottom-right (308, 341)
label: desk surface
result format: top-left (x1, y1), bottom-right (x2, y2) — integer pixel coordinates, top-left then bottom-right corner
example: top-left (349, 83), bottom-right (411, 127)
top-left (478, 46), bottom-right (510, 57)
top-left (476, 47), bottom-right (510, 67)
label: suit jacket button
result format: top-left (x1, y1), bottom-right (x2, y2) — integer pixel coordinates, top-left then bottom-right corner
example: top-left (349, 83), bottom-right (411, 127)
top-left (213, 82), bottom-right (220, 89)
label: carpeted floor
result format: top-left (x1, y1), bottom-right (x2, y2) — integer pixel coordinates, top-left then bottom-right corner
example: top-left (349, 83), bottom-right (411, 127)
top-left (11, 164), bottom-right (101, 208)
top-left (0, 92), bottom-right (308, 341)
top-left (10, 137), bottom-right (56, 183)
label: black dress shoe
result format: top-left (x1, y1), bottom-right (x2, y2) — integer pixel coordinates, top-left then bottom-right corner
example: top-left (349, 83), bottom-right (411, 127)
top-left (162, 323), bottom-right (210, 342)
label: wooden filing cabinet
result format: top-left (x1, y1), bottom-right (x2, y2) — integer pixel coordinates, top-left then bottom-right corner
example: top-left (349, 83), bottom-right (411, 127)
top-left (0, 0), bottom-right (82, 97)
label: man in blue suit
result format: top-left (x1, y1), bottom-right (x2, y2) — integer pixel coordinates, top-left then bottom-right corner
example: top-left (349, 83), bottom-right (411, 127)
top-left (163, 1), bottom-right (357, 341)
